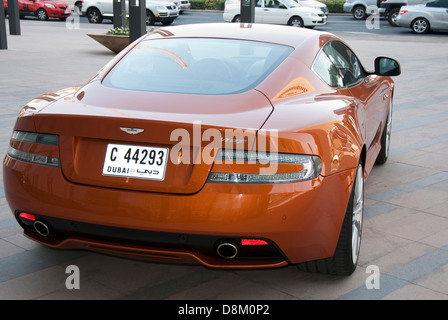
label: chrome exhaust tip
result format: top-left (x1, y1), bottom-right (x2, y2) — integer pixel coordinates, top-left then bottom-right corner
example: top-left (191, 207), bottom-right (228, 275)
top-left (34, 220), bottom-right (50, 237)
top-left (217, 242), bottom-right (238, 259)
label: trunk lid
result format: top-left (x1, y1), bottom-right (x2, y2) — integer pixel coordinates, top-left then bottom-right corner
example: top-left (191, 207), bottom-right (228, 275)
top-left (32, 82), bottom-right (273, 194)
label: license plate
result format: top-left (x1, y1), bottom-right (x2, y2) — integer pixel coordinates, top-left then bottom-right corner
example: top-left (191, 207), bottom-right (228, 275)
top-left (102, 144), bottom-right (169, 181)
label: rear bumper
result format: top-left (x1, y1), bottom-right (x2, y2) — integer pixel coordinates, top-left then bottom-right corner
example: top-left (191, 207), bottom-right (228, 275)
top-left (47, 8), bottom-right (71, 18)
top-left (4, 155), bottom-right (356, 268)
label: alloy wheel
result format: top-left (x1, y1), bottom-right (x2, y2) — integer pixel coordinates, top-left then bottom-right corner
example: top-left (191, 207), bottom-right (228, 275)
top-left (413, 19), bottom-right (429, 34)
top-left (351, 163), bottom-right (364, 265)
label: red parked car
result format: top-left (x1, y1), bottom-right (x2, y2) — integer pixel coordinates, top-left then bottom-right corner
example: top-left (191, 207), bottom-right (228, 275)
top-left (4, 0), bottom-right (71, 21)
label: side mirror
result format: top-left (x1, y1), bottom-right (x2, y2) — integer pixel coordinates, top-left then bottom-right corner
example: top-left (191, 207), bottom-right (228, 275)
top-left (373, 57), bottom-right (401, 77)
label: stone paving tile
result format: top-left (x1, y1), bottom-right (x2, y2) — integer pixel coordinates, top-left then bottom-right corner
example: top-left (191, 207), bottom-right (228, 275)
top-left (0, 266), bottom-right (71, 300)
top-left (382, 283), bottom-right (448, 300)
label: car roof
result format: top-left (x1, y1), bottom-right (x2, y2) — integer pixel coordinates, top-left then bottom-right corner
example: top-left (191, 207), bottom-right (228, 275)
top-left (142, 23), bottom-right (335, 49)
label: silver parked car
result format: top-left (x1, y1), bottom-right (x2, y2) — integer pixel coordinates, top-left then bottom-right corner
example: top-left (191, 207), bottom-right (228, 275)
top-left (395, 0), bottom-right (448, 33)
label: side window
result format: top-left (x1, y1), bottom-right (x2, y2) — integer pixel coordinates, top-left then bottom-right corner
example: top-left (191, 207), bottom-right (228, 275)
top-left (313, 50), bottom-right (344, 88)
top-left (323, 41), bottom-right (364, 87)
top-left (427, 0), bottom-right (448, 7)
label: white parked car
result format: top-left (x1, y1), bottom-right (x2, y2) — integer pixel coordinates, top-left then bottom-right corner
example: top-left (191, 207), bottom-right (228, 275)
top-left (396, 0), bottom-right (448, 33)
top-left (63, 0), bottom-right (84, 13)
top-left (379, 0), bottom-right (432, 26)
top-left (343, 0), bottom-right (379, 19)
top-left (295, 0), bottom-right (329, 16)
top-left (82, 0), bottom-right (179, 25)
top-left (223, 0), bottom-right (327, 27)
top-left (171, 0), bottom-right (191, 12)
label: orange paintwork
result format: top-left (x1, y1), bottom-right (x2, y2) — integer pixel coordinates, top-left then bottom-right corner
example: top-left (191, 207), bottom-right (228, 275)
top-left (3, 23), bottom-right (395, 268)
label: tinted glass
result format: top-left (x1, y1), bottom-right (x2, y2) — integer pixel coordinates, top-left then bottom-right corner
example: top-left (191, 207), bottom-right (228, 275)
top-left (102, 38), bottom-right (293, 95)
top-left (313, 51), bottom-right (343, 88)
top-left (427, 0), bottom-right (448, 7)
top-left (323, 41), bottom-right (364, 87)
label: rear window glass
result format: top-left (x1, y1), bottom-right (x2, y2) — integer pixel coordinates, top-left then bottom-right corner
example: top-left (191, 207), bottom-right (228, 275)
top-left (102, 38), bottom-right (293, 95)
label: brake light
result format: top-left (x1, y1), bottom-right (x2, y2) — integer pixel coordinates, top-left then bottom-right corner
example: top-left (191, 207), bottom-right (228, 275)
top-left (19, 212), bottom-right (36, 221)
top-left (241, 239), bottom-right (269, 246)
top-left (399, 10), bottom-right (408, 15)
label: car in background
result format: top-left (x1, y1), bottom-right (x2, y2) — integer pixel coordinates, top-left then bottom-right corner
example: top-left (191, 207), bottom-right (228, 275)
top-left (3, 0), bottom-right (71, 20)
top-left (62, 0), bottom-right (83, 13)
top-left (379, 0), bottom-right (432, 26)
top-left (171, 0), bottom-right (190, 12)
top-left (343, 0), bottom-right (379, 19)
top-left (395, 0), bottom-right (448, 33)
top-left (223, 0), bottom-right (327, 27)
top-left (82, 0), bottom-right (179, 25)
top-left (295, 0), bottom-right (329, 16)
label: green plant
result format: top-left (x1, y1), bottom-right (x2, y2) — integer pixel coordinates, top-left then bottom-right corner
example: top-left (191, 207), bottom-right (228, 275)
top-left (190, 0), bottom-right (207, 9)
top-left (321, 0), bottom-right (345, 13)
top-left (191, 0), bottom-right (225, 10)
top-left (106, 26), bottom-right (130, 35)
top-left (204, 0), bottom-right (225, 9)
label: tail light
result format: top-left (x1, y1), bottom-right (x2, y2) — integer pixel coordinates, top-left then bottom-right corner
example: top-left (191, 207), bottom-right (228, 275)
top-left (7, 131), bottom-right (61, 167)
top-left (207, 149), bottom-right (321, 184)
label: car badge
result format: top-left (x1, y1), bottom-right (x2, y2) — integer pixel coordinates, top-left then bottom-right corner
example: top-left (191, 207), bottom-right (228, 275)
top-left (120, 127), bottom-right (145, 135)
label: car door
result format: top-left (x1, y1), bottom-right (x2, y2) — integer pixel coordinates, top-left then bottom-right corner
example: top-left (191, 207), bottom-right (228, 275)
top-left (100, 0), bottom-right (115, 15)
top-left (260, 0), bottom-right (289, 24)
top-left (20, 0), bottom-right (35, 15)
top-left (426, 0), bottom-right (448, 30)
top-left (319, 40), bottom-right (387, 152)
top-left (254, 0), bottom-right (263, 23)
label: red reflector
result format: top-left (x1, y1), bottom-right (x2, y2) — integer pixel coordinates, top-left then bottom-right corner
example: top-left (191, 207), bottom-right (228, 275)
top-left (19, 212), bottom-right (36, 221)
top-left (241, 239), bottom-right (268, 246)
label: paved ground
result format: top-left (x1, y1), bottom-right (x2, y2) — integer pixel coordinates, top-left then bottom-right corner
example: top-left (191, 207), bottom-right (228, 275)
top-left (1, 19), bottom-right (448, 301)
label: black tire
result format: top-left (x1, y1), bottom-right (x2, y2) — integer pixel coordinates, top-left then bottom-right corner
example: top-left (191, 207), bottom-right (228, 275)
top-left (36, 8), bottom-right (48, 21)
top-left (412, 18), bottom-right (430, 34)
top-left (288, 16), bottom-right (304, 27)
top-left (297, 161), bottom-right (364, 276)
top-left (87, 8), bottom-right (103, 24)
top-left (232, 14), bottom-right (241, 22)
top-left (388, 8), bottom-right (400, 27)
top-left (352, 5), bottom-right (366, 20)
top-left (375, 99), bottom-right (393, 165)
top-left (146, 10), bottom-right (155, 26)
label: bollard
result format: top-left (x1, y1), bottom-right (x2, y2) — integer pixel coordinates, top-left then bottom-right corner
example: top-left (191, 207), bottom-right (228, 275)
top-left (240, 0), bottom-right (255, 23)
top-left (6, 0), bottom-right (20, 35)
top-left (113, 0), bottom-right (126, 28)
top-left (129, 0), bottom-right (146, 43)
top-left (0, 0), bottom-right (7, 49)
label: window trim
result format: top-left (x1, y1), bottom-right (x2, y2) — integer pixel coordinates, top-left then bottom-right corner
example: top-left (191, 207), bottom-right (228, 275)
top-left (311, 39), bottom-right (367, 90)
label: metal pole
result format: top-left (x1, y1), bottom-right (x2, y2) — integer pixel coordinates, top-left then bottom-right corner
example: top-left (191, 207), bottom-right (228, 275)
top-left (0, 0), bottom-right (7, 49)
top-left (6, 0), bottom-right (20, 35)
top-left (129, 0), bottom-right (145, 43)
top-left (240, 0), bottom-right (255, 23)
top-left (113, 0), bottom-right (126, 28)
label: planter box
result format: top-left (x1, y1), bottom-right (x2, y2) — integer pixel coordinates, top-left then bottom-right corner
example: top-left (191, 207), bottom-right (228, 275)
top-left (87, 34), bottom-right (130, 54)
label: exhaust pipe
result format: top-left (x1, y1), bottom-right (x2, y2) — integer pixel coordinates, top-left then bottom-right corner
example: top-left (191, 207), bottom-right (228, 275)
top-left (34, 220), bottom-right (50, 237)
top-left (217, 242), bottom-right (238, 259)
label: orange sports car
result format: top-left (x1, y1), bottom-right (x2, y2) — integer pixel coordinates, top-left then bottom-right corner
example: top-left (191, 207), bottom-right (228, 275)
top-left (3, 23), bottom-right (400, 276)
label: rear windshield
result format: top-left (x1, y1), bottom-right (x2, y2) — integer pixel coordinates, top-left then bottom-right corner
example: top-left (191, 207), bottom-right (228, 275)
top-left (102, 38), bottom-right (293, 95)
